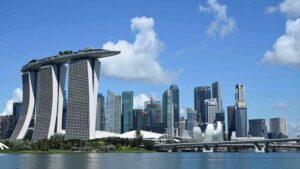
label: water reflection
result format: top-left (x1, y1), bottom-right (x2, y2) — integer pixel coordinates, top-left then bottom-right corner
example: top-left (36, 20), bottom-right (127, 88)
top-left (0, 152), bottom-right (299, 169)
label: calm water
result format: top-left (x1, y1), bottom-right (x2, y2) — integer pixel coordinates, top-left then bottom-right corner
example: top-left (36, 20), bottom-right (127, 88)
top-left (0, 152), bottom-right (299, 169)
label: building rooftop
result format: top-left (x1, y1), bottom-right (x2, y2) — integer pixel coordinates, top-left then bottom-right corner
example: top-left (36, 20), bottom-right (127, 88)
top-left (21, 48), bottom-right (120, 72)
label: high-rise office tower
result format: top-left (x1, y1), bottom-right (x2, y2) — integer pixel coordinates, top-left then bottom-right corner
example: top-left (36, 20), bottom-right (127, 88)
top-left (249, 119), bottom-right (267, 138)
top-left (132, 109), bottom-right (145, 130)
top-left (166, 90), bottom-right (174, 138)
top-left (65, 59), bottom-right (100, 140)
top-left (162, 85), bottom-right (180, 138)
top-left (32, 65), bottom-right (66, 141)
top-left (194, 86), bottom-right (211, 124)
top-left (96, 94), bottom-right (105, 131)
top-left (235, 84), bottom-right (247, 137)
top-left (105, 91), bottom-right (121, 134)
top-left (113, 95), bottom-right (122, 134)
top-left (187, 108), bottom-right (198, 136)
top-left (212, 81), bottom-right (222, 111)
top-left (269, 117), bottom-right (288, 138)
top-left (144, 99), bottom-right (162, 126)
top-left (227, 106), bottom-right (236, 140)
top-left (122, 91), bottom-right (133, 133)
top-left (10, 72), bottom-right (37, 140)
top-left (105, 90), bottom-right (114, 132)
top-left (170, 85), bottom-right (179, 129)
top-left (178, 119), bottom-right (186, 136)
top-left (203, 98), bottom-right (218, 123)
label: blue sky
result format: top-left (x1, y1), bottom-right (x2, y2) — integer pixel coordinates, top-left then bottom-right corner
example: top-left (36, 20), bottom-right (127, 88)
top-left (0, 0), bottom-right (299, 135)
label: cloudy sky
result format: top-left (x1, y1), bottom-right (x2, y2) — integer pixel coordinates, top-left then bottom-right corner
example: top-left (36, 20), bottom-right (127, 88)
top-left (0, 0), bottom-right (299, 136)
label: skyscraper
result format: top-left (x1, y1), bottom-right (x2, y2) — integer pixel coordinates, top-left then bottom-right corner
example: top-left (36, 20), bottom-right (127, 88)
top-left (105, 91), bottom-right (121, 134)
top-left (10, 49), bottom-right (120, 140)
top-left (170, 85), bottom-right (179, 129)
top-left (269, 117), bottom-right (288, 138)
top-left (194, 86), bottom-right (211, 124)
top-left (122, 91), bottom-right (133, 133)
top-left (32, 65), bottom-right (66, 141)
top-left (166, 90), bottom-right (174, 138)
top-left (249, 119), bottom-right (267, 138)
top-left (144, 99), bottom-right (162, 127)
top-left (113, 95), bottom-right (122, 134)
top-left (65, 59), bottom-right (100, 140)
top-left (203, 98), bottom-right (218, 123)
top-left (235, 84), bottom-right (247, 137)
top-left (212, 81), bottom-right (222, 111)
top-left (96, 93), bottom-right (105, 131)
top-left (10, 72), bottom-right (37, 140)
top-left (187, 108), bottom-right (197, 136)
top-left (227, 106), bottom-right (236, 140)
top-left (132, 109), bottom-right (145, 130)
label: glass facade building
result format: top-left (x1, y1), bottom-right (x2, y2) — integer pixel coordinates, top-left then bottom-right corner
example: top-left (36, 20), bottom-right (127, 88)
top-left (96, 93), bottom-right (105, 131)
top-left (249, 119), bottom-right (267, 138)
top-left (122, 91), bottom-right (133, 133)
top-left (194, 86), bottom-right (211, 124)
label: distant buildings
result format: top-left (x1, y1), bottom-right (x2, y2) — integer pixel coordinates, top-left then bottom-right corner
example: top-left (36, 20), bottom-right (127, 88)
top-left (0, 115), bottom-right (18, 139)
top-left (122, 91), bottom-right (133, 133)
top-left (235, 84), bottom-right (248, 137)
top-left (96, 94), bottom-right (105, 131)
top-left (187, 108), bottom-right (197, 136)
top-left (227, 106), bottom-right (236, 140)
top-left (212, 81), bottom-right (222, 111)
top-left (194, 86), bottom-right (211, 124)
top-left (269, 117), bottom-right (288, 139)
top-left (105, 90), bottom-right (122, 134)
top-left (132, 109), bottom-right (145, 130)
top-left (249, 119), bottom-right (267, 138)
top-left (203, 98), bottom-right (218, 123)
top-left (162, 85), bottom-right (180, 138)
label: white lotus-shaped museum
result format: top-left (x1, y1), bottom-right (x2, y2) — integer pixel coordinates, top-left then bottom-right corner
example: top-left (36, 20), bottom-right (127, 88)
top-left (192, 121), bottom-right (223, 142)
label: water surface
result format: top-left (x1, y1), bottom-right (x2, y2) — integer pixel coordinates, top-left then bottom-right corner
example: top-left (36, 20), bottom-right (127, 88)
top-left (0, 152), bottom-right (299, 169)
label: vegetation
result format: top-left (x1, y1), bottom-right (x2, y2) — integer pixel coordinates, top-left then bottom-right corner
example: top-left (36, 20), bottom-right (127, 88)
top-left (0, 135), bottom-right (154, 153)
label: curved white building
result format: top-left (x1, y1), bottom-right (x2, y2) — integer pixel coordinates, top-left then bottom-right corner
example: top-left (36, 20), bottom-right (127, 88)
top-left (10, 72), bottom-right (36, 140)
top-left (192, 121), bottom-right (223, 142)
top-left (10, 49), bottom-right (120, 141)
top-left (32, 65), bottom-right (66, 141)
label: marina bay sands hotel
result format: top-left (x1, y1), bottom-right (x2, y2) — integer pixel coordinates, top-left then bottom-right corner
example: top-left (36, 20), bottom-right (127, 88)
top-left (10, 48), bottom-right (120, 141)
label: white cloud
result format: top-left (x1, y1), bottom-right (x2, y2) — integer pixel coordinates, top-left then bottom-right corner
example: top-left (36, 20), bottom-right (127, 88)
top-left (101, 16), bottom-right (178, 84)
top-left (133, 93), bottom-right (150, 109)
top-left (289, 121), bottom-right (300, 138)
top-left (199, 0), bottom-right (236, 37)
top-left (266, 0), bottom-right (300, 17)
top-left (273, 102), bottom-right (289, 110)
top-left (263, 0), bottom-right (300, 66)
top-left (261, 18), bottom-right (300, 66)
top-left (266, 6), bottom-right (278, 14)
top-left (0, 88), bottom-right (23, 116)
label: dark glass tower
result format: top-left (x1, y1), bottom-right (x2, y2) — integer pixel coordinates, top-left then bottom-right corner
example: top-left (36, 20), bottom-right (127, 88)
top-left (194, 86), bottom-right (211, 124)
top-left (170, 85), bottom-right (179, 129)
top-left (96, 93), bottom-right (105, 131)
top-left (249, 119), bottom-right (267, 138)
top-left (212, 81), bottom-right (222, 111)
top-left (122, 91), bottom-right (133, 133)
top-left (227, 106), bottom-right (236, 140)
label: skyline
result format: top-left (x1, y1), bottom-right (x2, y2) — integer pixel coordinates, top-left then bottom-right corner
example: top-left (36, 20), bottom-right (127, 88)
top-left (0, 0), bottom-right (299, 137)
